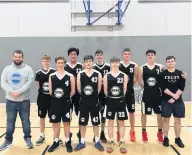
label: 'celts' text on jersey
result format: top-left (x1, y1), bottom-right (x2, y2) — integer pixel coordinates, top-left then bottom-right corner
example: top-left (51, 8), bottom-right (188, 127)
top-left (50, 72), bottom-right (72, 99)
top-left (80, 70), bottom-right (99, 98)
top-left (107, 71), bottom-right (125, 98)
top-left (35, 68), bottom-right (56, 94)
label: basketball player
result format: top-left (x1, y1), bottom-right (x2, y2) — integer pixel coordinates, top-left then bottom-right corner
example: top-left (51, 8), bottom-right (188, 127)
top-left (65, 47), bottom-right (83, 141)
top-left (138, 50), bottom-right (164, 143)
top-left (93, 49), bottom-right (110, 143)
top-left (103, 57), bottom-right (128, 153)
top-left (158, 56), bottom-right (186, 148)
top-left (35, 55), bottom-right (56, 146)
top-left (48, 56), bottom-right (75, 153)
top-left (118, 48), bottom-right (139, 142)
top-left (74, 55), bottom-right (104, 151)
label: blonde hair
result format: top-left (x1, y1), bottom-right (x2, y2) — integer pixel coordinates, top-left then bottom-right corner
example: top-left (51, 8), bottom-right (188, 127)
top-left (41, 55), bottom-right (51, 61)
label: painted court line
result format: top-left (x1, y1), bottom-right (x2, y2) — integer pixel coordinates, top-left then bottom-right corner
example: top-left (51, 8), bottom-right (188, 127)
top-left (0, 133), bottom-right (5, 139)
top-left (170, 145), bottom-right (181, 155)
top-left (41, 145), bottom-right (49, 155)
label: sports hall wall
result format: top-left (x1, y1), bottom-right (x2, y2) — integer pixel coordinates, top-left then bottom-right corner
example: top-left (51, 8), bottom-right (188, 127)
top-left (0, 1), bottom-right (191, 102)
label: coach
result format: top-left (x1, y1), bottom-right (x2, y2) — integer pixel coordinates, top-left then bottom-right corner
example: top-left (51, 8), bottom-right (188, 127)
top-left (0, 50), bottom-right (34, 151)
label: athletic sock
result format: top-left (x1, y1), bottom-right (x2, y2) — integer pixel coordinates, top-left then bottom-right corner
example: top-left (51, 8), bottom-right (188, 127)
top-left (40, 133), bottom-right (45, 138)
top-left (109, 138), bottom-right (113, 142)
top-left (65, 138), bottom-right (69, 143)
top-left (95, 137), bottom-right (99, 143)
top-left (120, 139), bottom-right (124, 142)
top-left (55, 138), bottom-right (59, 143)
top-left (81, 138), bottom-right (85, 144)
top-left (158, 129), bottom-right (162, 132)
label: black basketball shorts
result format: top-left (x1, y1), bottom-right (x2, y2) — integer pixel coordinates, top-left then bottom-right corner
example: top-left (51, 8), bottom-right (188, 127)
top-left (37, 93), bottom-right (51, 118)
top-left (49, 98), bottom-right (72, 123)
top-left (78, 98), bottom-right (100, 126)
top-left (104, 97), bottom-right (128, 121)
top-left (125, 89), bottom-right (135, 113)
top-left (161, 99), bottom-right (185, 118)
top-left (141, 88), bottom-right (161, 115)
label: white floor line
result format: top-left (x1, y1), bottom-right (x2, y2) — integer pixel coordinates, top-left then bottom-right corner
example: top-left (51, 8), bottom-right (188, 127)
top-left (0, 118), bottom-right (40, 155)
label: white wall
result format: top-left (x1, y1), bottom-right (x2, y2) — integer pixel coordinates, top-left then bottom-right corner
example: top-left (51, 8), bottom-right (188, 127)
top-left (0, 1), bottom-right (191, 37)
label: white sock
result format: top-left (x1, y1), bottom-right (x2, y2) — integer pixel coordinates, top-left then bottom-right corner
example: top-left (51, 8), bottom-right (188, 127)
top-left (81, 138), bottom-right (85, 144)
top-left (95, 137), bottom-right (99, 143)
top-left (65, 138), bottom-right (69, 142)
top-left (109, 138), bottom-right (113, 142)
top-left (55, 138), bottom-right (59, 143)
top-left (40, 133), bottom-right (45, 138)
top-left (120, 139), bottom-right (124, 142)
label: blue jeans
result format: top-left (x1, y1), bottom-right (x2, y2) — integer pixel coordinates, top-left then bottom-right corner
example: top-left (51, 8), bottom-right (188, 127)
top-left (5, 100), bottom-right (31, 142)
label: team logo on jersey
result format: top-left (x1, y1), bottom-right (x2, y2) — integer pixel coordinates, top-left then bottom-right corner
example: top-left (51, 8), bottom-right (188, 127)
top-left (108, 112), bottom-right (112, 116)
top-left (42, 82), bottom-right (49, 92)
top-left (51, 115), bottom-right (56, 120)
top-left (11, 72), bottom-right (22, 85)
top-left (147, 77), bottom-right (156, 86)
top-left (83, 85), bottom-right (93, 95)
top-left (54, 88), bottom-right (64, 98)
top-left (81, 117), bottom-right (85, 122)
top-left (111, 86), bottom-right (120, 96)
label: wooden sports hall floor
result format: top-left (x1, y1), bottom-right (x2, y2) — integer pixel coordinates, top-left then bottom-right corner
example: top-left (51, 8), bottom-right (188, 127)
top-left (0, 103), bottom-right (191, 155)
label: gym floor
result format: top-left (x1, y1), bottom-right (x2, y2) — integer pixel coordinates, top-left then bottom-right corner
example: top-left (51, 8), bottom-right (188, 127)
top-left (0, 103), bottom-right (191, 155)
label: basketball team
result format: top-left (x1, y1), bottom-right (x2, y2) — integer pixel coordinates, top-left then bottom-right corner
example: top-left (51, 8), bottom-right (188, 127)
top-left (0, 48), bottom-right (187, 154)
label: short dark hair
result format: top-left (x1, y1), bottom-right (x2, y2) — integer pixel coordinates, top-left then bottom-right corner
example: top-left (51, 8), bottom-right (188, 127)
top-left (166, 56), bottom-right (176, 61)
top-left (84, 55), bottom-right (94, 62)
top-left (123, 48), bottom-right (131, 53)
top-left (55, 56), bottom-right (66, 63)
top-left (13, 50), bottom-right (24, 57)
top-left (110, 56), bottom-right (120, 63)
top-left (68, 47), bottom-right (79, 56)
top-left (146, 49), bottom-right (156, 55)
top-left (95, 49), bottom-right (103, 55)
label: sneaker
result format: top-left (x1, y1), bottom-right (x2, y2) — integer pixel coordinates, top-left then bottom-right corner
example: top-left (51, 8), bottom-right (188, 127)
top-left (157, 131), bottom-right (163, 143)
top-left (95, 141), bottom-right (104, 151)
top-left (100, 131), bottom-right (107, 143)
top-left (142, 131), bottom-right (148, 143)
top-left (74, 142), bottom-right (86, 151)
top-left (175, 137), bottom-right (185, 148)
top-left (130, 130), bottom-right (136, 142)
top-left (163, 137), bottom-right (169, 147)
top-left (106, 141), bottom-right (114, 153)
top-left (119, 141), bottom-right (127, 154)
top-left (25, 138), bottom-right (33, 149)
top-left (65, 141), bottom-right (73, 152)
top-left (117, 132), bottom-right (120, 142)
top-left (58, 138), bottom-right (63, 145)
top-left (77, 131), bottom-right (81, 143)
top-left (36, 136), bottom-right (45, 146)
top-left (0, 140), bottom-right (12, 151)
top-left (48, 141), bottom-right (61, 152)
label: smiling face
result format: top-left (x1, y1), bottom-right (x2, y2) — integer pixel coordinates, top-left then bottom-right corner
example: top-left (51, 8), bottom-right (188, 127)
top-left (146, 52), bottom-right (156, 63)
top-left (69, 51), bottom-right (78, 63)
top-left (95, 53), bottom-right (104, 63)
top-left (123, 51), bottom-right (131, 61)
top-left (166, 58), bottom-right (176, 69)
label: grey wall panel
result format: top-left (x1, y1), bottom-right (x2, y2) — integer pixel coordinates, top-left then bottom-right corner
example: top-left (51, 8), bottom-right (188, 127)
top-left (0, 36), bottom-right (191, 102)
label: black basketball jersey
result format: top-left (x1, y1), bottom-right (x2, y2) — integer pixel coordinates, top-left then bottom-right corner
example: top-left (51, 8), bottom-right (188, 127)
top-left (142, 63), bottom-right (161, 88)
top-left (50, 71), bottom-right (71, 99)
top-left (93, 63), bottom-right (110, 77)
top-left (107, 71), bottom-right (125, 98)
top-left (64, 62), bottom-right (83, 78)
top-left (80, 69), bottom-right (99, 98)
top-left (119, 61), bottom-right (135, 90)
top-left (35, 68), bottom-right (56, 94)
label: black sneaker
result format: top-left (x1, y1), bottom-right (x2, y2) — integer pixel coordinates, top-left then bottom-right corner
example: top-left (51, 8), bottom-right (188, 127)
top-left (65, 141), bottom-right (73, 152)
top-left (77, 131), bottom-right (81, 143)
top-left (163, 137), bottom-right (169, 147)
top-left (175, 137), bottom-right (184, 148)
top-left (100, 131), bottom-right (107, 143)
top-left (48, 141), bottom-right (61, 152)
top-left (36, 136), bottom-right (45, 146)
